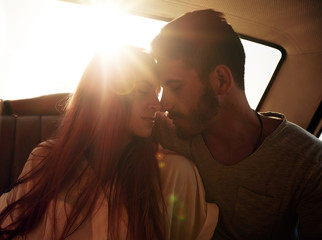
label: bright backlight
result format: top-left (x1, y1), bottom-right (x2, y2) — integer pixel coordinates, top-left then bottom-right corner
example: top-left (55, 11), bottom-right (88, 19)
top-left (0, 0), bottom-right (281, 111)
top-left (0, 0), bottom-right (166, 99)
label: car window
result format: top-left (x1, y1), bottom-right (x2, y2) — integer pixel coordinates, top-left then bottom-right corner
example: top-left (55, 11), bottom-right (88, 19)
top-left (242, 39), bottom-right (282, 109)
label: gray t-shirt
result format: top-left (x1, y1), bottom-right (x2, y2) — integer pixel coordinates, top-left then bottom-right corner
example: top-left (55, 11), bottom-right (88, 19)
top-left (155, 112), bottom-right (322, 239)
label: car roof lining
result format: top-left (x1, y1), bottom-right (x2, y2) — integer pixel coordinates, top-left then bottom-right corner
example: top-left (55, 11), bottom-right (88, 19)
top-left (61, 0), bottom-right (322, 56)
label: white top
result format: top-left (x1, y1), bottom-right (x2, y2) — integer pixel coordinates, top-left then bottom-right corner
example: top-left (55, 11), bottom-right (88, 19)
top-left (0, 143), bottom-right (218, 239)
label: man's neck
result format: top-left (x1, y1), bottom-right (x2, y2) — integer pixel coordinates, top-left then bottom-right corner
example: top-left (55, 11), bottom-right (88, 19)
top-left (202, 110), bottom-right (281, 165)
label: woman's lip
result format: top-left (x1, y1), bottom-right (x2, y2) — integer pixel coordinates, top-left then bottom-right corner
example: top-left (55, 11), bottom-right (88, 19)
top-left (142, 117), bottom-right (155, 122)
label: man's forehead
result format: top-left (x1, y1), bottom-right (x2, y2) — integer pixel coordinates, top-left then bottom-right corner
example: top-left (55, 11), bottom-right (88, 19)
top-left (157, 59), bottom-right (185, 70)
top-left (157, 59), bottom-right (196, 82)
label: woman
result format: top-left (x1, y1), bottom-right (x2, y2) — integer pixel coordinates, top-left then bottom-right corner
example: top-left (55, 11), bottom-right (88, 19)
top-left (0, 46), bottom-right (218, 239)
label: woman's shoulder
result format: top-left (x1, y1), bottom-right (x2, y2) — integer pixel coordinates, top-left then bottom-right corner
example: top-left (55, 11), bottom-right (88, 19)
top-left (23, 140), bottom-right (54, 172)
top-left (29, 140), bottom-right (54, 157)
top-left (158, 145), bottom-right (193, 165)
top-left (157, 145), bottom-right (198, 181)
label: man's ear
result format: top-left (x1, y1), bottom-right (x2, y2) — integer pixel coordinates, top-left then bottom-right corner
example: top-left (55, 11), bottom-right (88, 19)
top-left (209, 65), bottom-right (233, 95)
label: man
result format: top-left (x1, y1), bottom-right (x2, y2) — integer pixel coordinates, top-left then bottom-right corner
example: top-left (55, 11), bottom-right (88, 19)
top-left (1, 9), bottom-right (322, 239)
top-left (151, 9), bottom-right (322, 239)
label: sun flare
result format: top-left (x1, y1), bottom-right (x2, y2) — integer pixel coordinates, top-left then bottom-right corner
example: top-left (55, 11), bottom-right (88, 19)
top-left (1, 0), bottom-right (166, 100)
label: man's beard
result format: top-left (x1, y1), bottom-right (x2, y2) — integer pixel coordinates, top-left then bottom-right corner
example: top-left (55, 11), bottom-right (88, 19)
top-left (173, 86), bottom-right (220, 138)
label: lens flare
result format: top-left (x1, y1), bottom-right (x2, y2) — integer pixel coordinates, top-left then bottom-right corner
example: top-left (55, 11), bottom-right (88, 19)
top-left (156, 151), bottom-right (165, 168)
top-left (170, 194), bottom-right (187, 221)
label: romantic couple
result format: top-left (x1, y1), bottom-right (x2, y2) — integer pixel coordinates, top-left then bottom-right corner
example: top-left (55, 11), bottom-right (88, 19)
top-left (1, 9), bottom-right (321, 240)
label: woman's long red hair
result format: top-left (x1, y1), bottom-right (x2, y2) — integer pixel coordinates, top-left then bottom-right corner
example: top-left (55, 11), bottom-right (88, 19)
top-left (0, 46), bottom-right (166, 239)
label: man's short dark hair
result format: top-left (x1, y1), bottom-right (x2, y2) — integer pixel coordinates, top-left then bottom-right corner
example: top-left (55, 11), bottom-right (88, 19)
top-left (151, 9), bottom-right (246, 90)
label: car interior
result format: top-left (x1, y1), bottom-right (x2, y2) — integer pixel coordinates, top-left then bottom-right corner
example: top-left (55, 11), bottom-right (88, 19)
top-left (0, 0), bottom-right (321, 197)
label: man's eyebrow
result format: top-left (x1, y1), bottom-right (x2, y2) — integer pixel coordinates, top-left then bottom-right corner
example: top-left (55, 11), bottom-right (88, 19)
top-left (164, 79), bottom-right (182, 85)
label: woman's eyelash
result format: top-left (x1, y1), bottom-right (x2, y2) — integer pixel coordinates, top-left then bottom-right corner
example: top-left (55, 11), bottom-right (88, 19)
top-left (139, 89), bottom-right (149, 94)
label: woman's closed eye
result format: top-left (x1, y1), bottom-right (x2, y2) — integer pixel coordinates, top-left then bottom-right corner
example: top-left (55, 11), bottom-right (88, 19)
top-left (139, 89), bottom-right (149, 94)
top-left (137, 83), bottom-right (158, 95)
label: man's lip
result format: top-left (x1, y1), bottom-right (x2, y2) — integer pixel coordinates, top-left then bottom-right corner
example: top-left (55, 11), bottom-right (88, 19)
top-left (168, 113), bottom-right (180, 120)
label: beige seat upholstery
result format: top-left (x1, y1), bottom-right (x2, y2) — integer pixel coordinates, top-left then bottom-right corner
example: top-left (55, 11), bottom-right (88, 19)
top-left (0, 115), bottom-right (60, 195)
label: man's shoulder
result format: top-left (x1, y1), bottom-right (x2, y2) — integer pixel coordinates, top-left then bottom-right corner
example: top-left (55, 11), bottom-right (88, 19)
top-left (263, 112), bottom-right (321, 147)
top-left (262, 112), bottom-right (322, 165)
